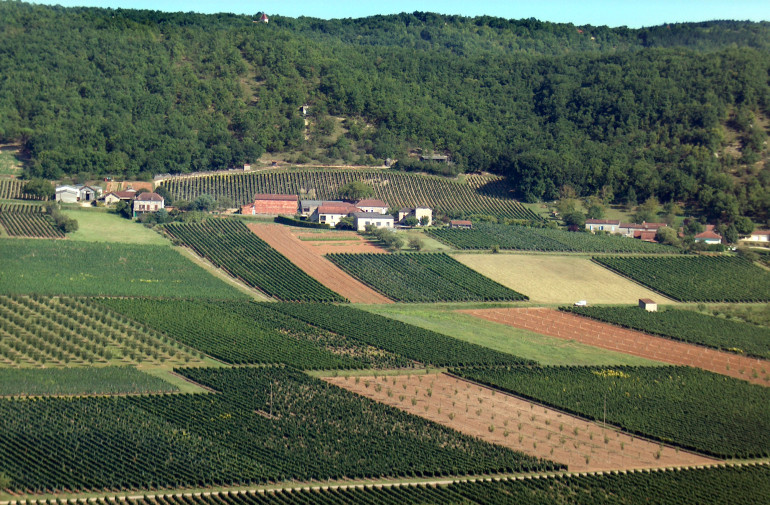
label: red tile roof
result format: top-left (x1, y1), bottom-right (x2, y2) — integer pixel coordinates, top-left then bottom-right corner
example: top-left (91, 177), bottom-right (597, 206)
top-left (107, 191), bottom-right (136, 199)
top-left (355, 199), bottom-right (388, 207)
top-left (135, 192), bottom-right (164, 202)
top-left (450, 220), bottom-right (473, 226)
top-left (695, 230), bottom-right (722, 240)
top-left (586, 219), bottom-right (620, 225)
top-left (253, 194), bottom-right (298, 201)
top-left (318, 204), bottom-right (358, 215)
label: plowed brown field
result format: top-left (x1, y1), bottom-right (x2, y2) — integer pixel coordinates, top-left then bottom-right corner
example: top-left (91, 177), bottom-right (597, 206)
top-left (292, 230), bottom-right (387, 255)
top-left (460, 308), bottom-right (770, 386)
top-left (326, 373), bottom-right (717, 472)
top-left (247, 223), bottom-right (392, 304)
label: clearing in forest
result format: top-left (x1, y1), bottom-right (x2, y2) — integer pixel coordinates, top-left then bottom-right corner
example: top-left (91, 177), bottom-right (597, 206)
top-left (248, 223), bottom-right (392, 304)
top-left (460, 307), bottom-right (770, 386)
top-left (453, 254), bottom-right (668, 304)
top-left (326, 373), bottom-right (717, 472)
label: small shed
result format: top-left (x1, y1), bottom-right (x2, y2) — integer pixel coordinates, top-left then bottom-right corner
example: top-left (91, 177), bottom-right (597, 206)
top-left (639, 299), bottom-right (658, 312)
top-left (449, 220), bottom-right (473, 229)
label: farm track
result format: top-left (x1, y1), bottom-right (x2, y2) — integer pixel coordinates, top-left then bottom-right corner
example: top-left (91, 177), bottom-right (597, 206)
top-left (326, 373), bottom-right (717, 473)
top-left (460, 308), bottom-right (770, 386)
top-left (247, 224), bottom-right (393, 304)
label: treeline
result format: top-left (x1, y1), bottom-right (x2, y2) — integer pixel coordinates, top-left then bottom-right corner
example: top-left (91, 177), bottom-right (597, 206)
top-left (0, 2), bottom-right (769, 223)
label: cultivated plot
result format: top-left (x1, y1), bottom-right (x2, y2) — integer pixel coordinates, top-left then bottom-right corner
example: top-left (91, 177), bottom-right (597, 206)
top-left (453, 254), bottom-right (670, 304)
top-left (326, 373), bottom-right (716, 472)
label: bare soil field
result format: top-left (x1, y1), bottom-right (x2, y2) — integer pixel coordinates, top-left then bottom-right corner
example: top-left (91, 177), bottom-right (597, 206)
top-left (460, 308), bottom-right (770, 386)
top-left (247, 223), bottom-right (392, 304)
top-left (326, 373), bottom-right (717, 472)
top-left (453, 254), bottom-right (668, 304)
top-left (292, 229), bottom-right (388, 255)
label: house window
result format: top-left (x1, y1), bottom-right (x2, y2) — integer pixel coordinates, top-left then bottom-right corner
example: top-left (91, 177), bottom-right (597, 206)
top-left (320, 216), bottom-right (326, 222)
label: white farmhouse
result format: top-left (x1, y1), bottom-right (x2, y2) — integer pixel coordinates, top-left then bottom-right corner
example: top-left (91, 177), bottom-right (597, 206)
top-left (352, 212), bottom-right (394, 231)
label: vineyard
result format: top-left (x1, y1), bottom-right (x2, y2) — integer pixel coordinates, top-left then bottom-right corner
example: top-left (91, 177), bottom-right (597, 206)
top-left (0, 367), bottom-right (178, 396)
top-left (23, 464), bottom-right (769, 505)
top-left (0, 204), bottom-right (63, 238)
top-left (0, 295), bottom-right (204, 367)
top-left (453, 366), bottom-right (770, 458)
top-left (0, 239), bottom-right (246, 298)
top-left (0, 179), bottom-right (25, 200)
top-left (160, 170), bottom-right (540, 220)
top-left (326, 252), bottom-right (527, 302)
top-left (165, 219), bottom-right (344, 302)
top-left (99, 299), bottom-right (407, 369)
top-left (564, 306), bottom-right (770, 359)
top-left (267, 303), bottom-right (532, 367)
top-left (426, 222), bottom-right (675, 253)
top-left (593, 256), bottom-right (770, 302)
top-left (0, 366), bottom-right (556, 493)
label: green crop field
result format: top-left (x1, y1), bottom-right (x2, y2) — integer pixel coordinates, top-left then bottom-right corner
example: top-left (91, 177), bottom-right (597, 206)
top-left (267, 303), bottom-right (532, 367)
top-left (0, 295), bottom-right (205, 367)
top-left (564, 306), bottom-right (770, 359)
top-left (161, 170), bottom-right (540, 220)
top-left (100, 299), bottom-right (407, 369)
top-left (0, 366), bottom-right (557, 493)
top-left (0, 239), bottom-right (247, 298)
top-left (594, 256), bottom-right (770, 302)
top-left (454, 365), bottom-right (770, 458)
top-left (61, 209), bottom-right (170, 245)
top-left (0, 367), bottom-right (178, 396)
top-left (427, 222), bottom-right (675, 253)
top-left (363, 305), bottom-right (661, 366)
top-left (37, 465), bottom-right (769, 505)
top-left (165, 219), bottom-right (344, 302)
top-left (327, 252), bottom-right (527, 302)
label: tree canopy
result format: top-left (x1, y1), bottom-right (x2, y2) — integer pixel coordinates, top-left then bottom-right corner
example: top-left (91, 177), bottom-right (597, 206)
top-left (1, 3), bottom-right (769, 224)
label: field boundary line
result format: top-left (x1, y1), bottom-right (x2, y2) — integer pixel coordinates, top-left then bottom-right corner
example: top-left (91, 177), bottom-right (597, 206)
top-left (3, 461), bottom-right (768, 505)
top-left (589, 257), bottom-right (680, 302)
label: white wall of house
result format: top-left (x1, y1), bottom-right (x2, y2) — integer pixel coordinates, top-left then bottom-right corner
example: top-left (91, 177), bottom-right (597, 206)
top-left (355, 217), bottom-right (394, 231)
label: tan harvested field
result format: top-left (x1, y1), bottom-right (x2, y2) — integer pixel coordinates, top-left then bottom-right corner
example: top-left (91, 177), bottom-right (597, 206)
top-left (461, 307), bottom-right (770, 386)
top-left (247, 223), bottom-right (392, 304)
top-left (326, 373), bottom-right (717, 472)
top-left (292, 229), bottom-right (387, 254)
top-left (453, 254), bottom-right (668, 304)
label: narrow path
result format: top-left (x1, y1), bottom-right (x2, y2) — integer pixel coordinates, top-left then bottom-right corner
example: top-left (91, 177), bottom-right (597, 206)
top-left (247, 223), bottom-right (393, 304)
top-left (460, 307), bottom-right (770, 386)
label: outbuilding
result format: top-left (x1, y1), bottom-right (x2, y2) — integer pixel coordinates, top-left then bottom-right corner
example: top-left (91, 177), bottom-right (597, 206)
top-left (352, 212), bottom-right (394, 231)
top-left (638, 298), bottom-right (658, 312)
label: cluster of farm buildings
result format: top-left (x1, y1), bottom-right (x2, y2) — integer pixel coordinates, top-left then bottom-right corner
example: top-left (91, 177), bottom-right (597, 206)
top-left (242, 194), bottom-right (434, 231)
top-left (55, 184), bottom-right (165, 218)
top-left (584, 219), bottom-right (740, 245)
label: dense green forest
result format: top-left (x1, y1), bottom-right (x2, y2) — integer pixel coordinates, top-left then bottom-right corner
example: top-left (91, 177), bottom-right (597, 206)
top-left (1, 2), bottom-right (769, 222)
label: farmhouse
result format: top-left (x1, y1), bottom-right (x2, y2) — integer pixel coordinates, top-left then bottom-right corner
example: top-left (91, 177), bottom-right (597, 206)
top-left (398, 207), bottom-right (433, 226)
top-left (55, 185), bottom-right (101, 204)
top-left (618, 222), bottom-right (667, 240)
top-left (355, 199), bottom-right (389, 214)
top-left (103, 190), bottom-right (136, 205)
top-left (694, 225), bottom-right (723, 245)
top-left (352, 212), bottom-right (395, 231)
top-left (449, 220), bottom-right (473, 229)
top-left (132, 192), bottom-right (165, 217)
top-left (638, 298), bottom-right (658, 312)
top-left (745, 230), bottom-right (770, 243)
top-left (585, 219), bottom-right (621, 233)
top-left (311, 203), bottom-right (359, 227)
top-left (241, 194), bottom-right (299, 215)
top-left (300, 199), bottom-right (345, 217)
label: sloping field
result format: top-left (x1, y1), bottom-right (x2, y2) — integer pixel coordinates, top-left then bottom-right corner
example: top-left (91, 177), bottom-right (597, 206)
top-left (460, 307), bottom-right (770, 386)
top-left (248, 223), bottom-right (392, 304)
top-left (161, 170), bottom-right (539, 219)
top-left (326, 373), bottom-right (717, 472)
top-left (453, 254), bottom-right (667, 304)
top-left (293, 229), bottom-right (387, 254)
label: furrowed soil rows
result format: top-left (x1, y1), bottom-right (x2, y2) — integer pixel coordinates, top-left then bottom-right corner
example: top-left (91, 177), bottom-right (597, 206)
top-left (293, 229), bottom-right (387, 255)
top-left (247, 223), bottom-right (392, 304)
top-left (460, 307), bottom-right (770, 386)
top-left (326, 373), bottom-right (717, 472)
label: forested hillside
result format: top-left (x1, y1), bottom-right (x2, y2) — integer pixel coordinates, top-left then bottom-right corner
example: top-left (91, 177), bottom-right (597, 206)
top-left (1, 2), bottom-right (769, 221)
